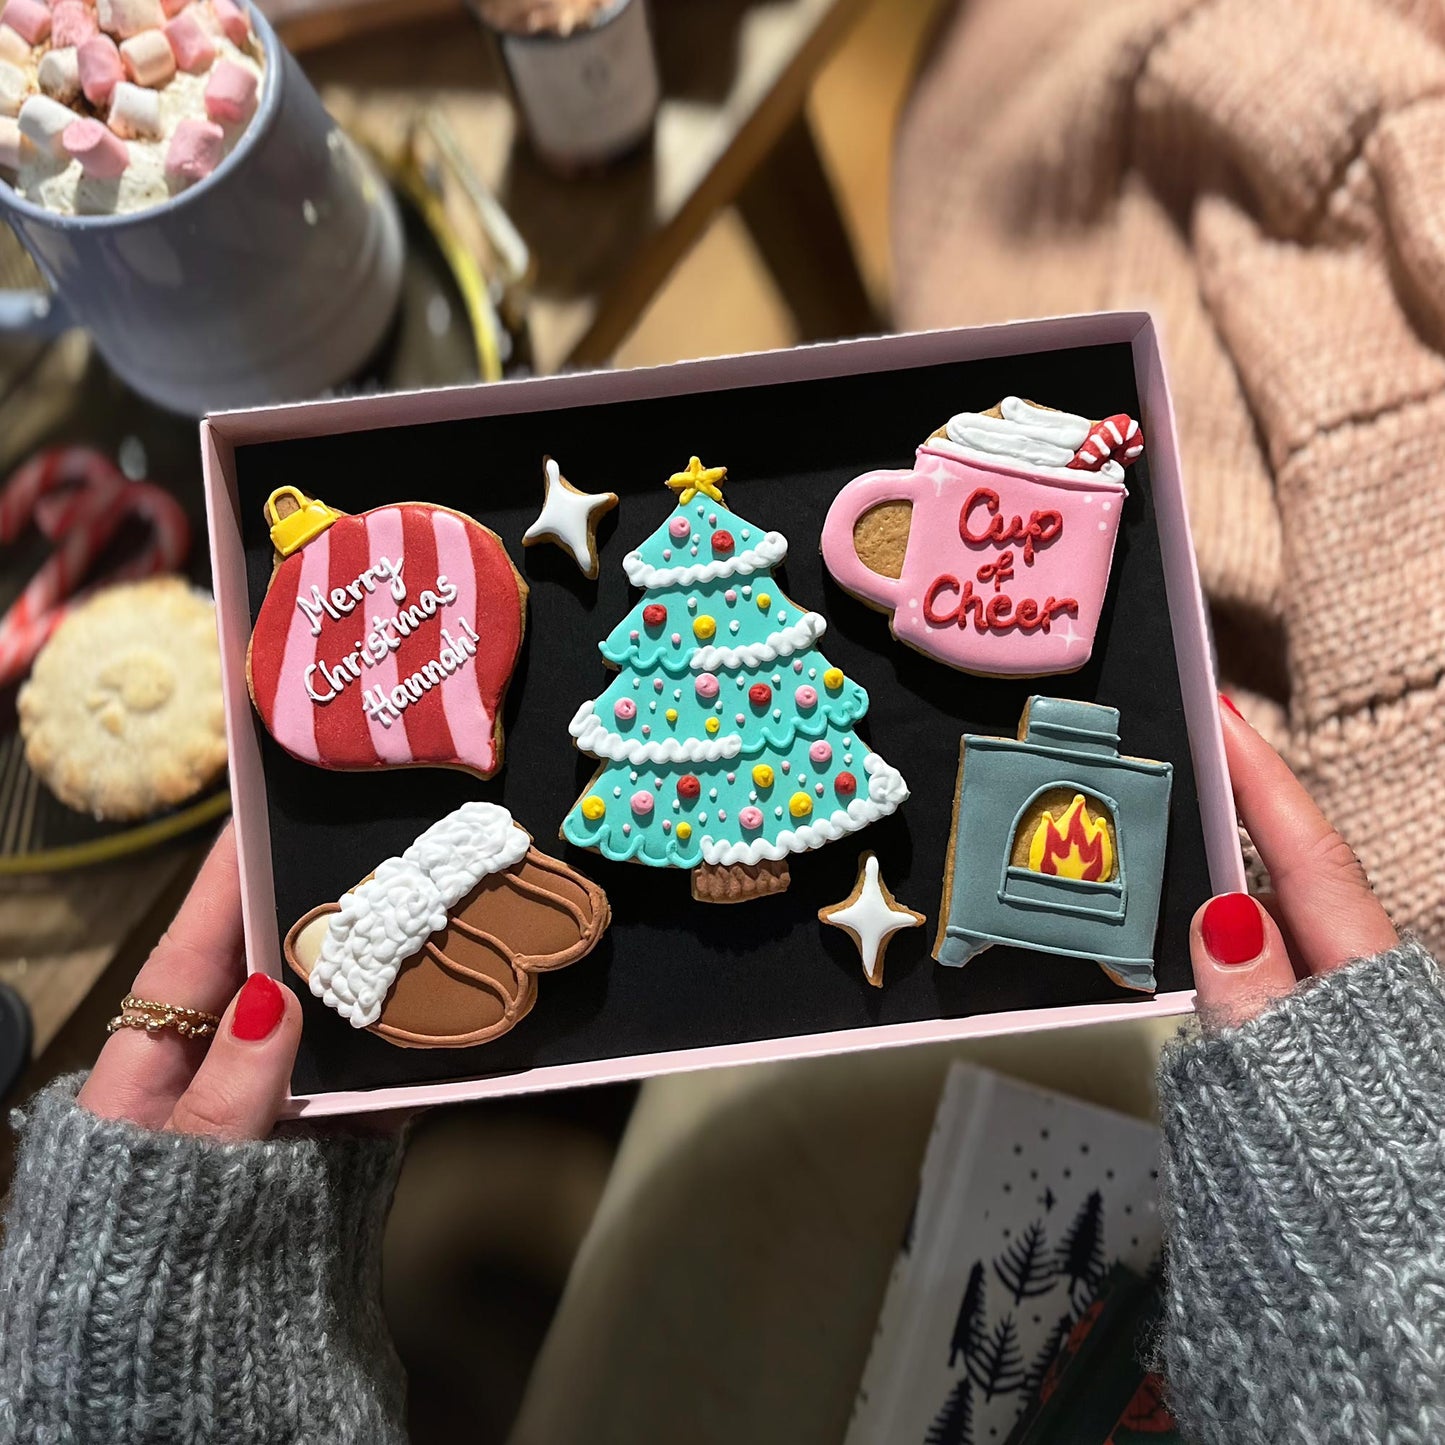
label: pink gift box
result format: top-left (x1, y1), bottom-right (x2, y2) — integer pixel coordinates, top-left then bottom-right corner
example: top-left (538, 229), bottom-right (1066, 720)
top-left (202, 313), bottom-right (1243, 1119)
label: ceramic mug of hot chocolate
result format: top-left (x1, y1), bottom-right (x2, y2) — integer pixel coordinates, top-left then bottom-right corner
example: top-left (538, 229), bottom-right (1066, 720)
top-left (821, 401), bottom-right (1140, 677)
top-left (0, 3), bottom-right (402, 416)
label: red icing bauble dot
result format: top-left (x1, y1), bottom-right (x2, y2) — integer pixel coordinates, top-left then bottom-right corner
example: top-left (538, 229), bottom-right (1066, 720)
top-left (712, 530), bottom-right (735, 555)
top-left (643, 604), bottom-right (666, 628)
top-left (748, 683), bottom-right (771, 707)
top-left (835, 771), bottom-right (858, 797)
top-left (678, 774), bottom-right (701, 800)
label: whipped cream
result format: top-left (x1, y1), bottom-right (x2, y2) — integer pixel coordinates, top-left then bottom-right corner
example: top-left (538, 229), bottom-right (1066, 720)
top-left (940, 396), bottom-right (1126, 483)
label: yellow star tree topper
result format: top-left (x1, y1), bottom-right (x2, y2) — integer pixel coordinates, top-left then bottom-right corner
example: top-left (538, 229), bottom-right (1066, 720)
top-left (667, 456), bottom-right (727, 505)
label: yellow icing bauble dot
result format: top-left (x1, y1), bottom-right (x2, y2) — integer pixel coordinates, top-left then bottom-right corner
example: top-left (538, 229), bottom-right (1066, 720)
top-left (693, 615), bottom-right (717, 641)
top-left (676, 821), bottom-right (693, 841)
top-left (705, 717), bottom-right (720, 734)
top-left (752, 764), bottom-right (774, 788)
top-left (665, 708), bottom-right (678, 724)
top-left (757, 592), bottom-right (772, 611)
top-left (789, 792), bottom-right (813, 818)
top-left (823, 667), bottom-right (844, 690)
top-left (581, 796), bottom-right (606, 821)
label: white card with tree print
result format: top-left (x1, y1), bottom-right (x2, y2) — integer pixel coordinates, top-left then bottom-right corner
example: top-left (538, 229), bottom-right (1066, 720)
top-left (845, 1062), bottom-right (1161, 1445)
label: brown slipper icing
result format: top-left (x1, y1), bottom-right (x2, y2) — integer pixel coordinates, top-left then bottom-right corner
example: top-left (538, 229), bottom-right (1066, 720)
top-left (285, 808), bottom-right (610, 1051)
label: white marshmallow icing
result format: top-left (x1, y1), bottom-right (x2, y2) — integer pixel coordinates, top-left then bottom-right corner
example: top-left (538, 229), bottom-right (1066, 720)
top-left (310, 801), bottom-right (530, 1028)
top-left (940, 395), bottom-right (1125, 483)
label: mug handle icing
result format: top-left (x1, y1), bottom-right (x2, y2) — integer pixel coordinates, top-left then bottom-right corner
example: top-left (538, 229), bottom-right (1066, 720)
top-left (820, 468), bottom-right (918, 612)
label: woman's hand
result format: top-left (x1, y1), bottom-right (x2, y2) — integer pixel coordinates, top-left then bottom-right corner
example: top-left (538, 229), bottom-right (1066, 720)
top-left (77, 821), bottom-right (303, 1139)
top-left (1191, 698), bottom-right (1399, 1029)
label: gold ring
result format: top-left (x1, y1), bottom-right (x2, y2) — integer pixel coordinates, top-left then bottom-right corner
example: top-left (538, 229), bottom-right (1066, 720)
top-left (106, 994), bottom-right (221, 1041)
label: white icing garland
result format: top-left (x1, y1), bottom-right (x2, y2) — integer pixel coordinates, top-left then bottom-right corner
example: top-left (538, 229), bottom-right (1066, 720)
top-left (699, 753), bottom-right (908, 866)
top-left (569, 698), bottom-right (742, 764)
top-left (689, 611), bottom-right (826, 672)
top-left (310, 802), bottom-right (530, 1028)
top-left (623, 530), bottom-right (786, 589)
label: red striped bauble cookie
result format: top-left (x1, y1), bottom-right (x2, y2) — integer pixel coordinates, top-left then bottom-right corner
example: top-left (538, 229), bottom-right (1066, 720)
top-left (247, 487), bottom-right (527, 779)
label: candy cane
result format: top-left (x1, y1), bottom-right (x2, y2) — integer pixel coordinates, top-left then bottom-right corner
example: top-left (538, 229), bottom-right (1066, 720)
top-left (0, 447), bottom-right (190, 687)
top-left (1067, 414), bottom-right (1144, 472)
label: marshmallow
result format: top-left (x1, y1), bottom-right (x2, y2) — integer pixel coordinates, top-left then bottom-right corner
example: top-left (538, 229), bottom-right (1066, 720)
top-left (164, 7), bottom-right (213, 71)
top-left (51, 1), bottom-right (99, 49)
top-left (18, 94), bottom-right (78, 156)
top-left (0, 23), bottom-right (29, 66)
top-left (120, 28), bottom-right (174, 87)
top-left (78, 34), bottom-right (123, 107)
top-left (210, 0), bottom-right (249, 48)
top-left (0, 58), bottom-right (25, 117)
top-left (97, 0), bottom-right (166, 40)
top-left (160, 0), bottom-right (188, 13)
top-left (203, 57), bottom-right (256, 124)
top-left (39, 47), bottom-right (82, 105)
top-left (107, 78), bottom-right (159, 138)
top-left (63, 115), bottom-right (129, 178)
top-left (1, 0), bottom-right (49, 46)
top-left (0, 114), bottom-right (23, 169)
top-left (165, 115), bottom-right (221, 186)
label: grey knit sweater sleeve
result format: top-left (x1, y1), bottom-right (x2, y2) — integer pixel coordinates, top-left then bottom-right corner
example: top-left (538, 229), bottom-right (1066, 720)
top-left (0, 1073), bottom-right (409, 1445)
top-left (1158, 937), bottom-right (1445, 1444)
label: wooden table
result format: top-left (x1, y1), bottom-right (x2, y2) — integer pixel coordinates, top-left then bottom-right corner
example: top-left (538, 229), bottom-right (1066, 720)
top-left (310, 0), bottom-right (879, 373)
top-left (0, 0), bottom-right (877, 1090)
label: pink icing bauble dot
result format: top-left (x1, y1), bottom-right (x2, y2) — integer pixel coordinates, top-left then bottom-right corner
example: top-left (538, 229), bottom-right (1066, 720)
top-left (735, 713), bottom-right (745, 725)
top-left (809, 741), bottom-right (833, 766)
top-left (793, 660), bottom-right (804, 673)
top-left (629, 630), bottom-right (639, 642)
top-left (740, 806), bottom-right (763, 831)
top-left (614, 698), bottom-right (636, 721)
top-left (671, 632), bottom-right (682, 645)
top-left (654, 679), bottom-right (664, 692)
top-left (631, 791), bottom-right (654, 816)
top-left (669, 516), bottom-right (690, 539)
top-left (695, 673), bottom-right (720, 700)
top-left (725, 589), bottom-right (737, 603)
top-left (796, 686), bottom-right (818, 708)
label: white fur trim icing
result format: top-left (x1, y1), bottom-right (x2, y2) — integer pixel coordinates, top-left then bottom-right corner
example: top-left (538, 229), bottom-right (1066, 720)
top-left (699, 752), bottom-right (908, 866)
top-left (623, 530), bottom-right (787, 589)
top-left (569, 698), bottom-right (743, 764)
top-left (311, 801), bottom-right (530, 1029)
top-left (689, 612), bottom-right (826, 671)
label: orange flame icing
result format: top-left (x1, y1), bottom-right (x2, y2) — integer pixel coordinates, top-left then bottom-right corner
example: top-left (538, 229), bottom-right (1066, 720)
top-left (1027, 794), bottom-right (1114, 882)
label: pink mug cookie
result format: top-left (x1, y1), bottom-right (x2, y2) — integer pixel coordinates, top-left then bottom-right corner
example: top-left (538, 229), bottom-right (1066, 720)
top-left (820, 397), bottom-right (1143, 677)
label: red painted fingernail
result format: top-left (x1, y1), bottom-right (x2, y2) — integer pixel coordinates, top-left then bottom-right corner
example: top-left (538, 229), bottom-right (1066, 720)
top-left (231, 973), bottom-right (285, 1041)
top-left (1201, 893), bottom-right (1264, 966)
top-left (1219, 692), bottom-right (1243, 719)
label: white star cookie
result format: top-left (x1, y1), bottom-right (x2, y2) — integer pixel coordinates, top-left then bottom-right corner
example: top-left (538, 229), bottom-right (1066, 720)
top-left (522, 457), bottom-right (618, 579)
top-left (819, 852), bottom-right (925, 988)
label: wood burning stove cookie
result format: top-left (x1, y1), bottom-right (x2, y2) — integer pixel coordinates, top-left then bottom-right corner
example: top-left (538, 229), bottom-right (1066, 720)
top-left (935, 697), bottom-right (1172, 992)
top-left (285, 802), bottom-right (609, 1049)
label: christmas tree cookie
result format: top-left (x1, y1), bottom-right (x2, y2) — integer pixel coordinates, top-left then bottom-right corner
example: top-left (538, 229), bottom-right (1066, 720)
top-left (561, 458), bottom-right (909, 903)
